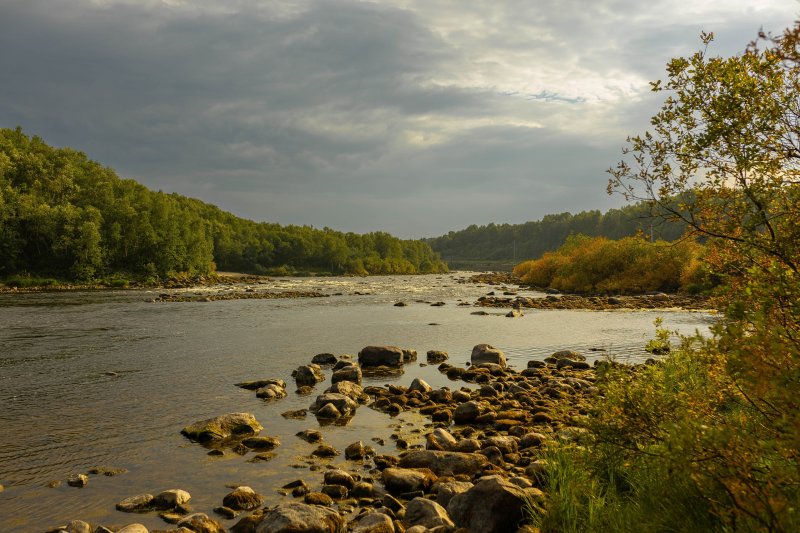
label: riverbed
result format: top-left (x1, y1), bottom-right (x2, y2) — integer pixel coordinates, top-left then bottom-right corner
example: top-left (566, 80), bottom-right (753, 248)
top-left (0, 274), bottom-right (715, 532)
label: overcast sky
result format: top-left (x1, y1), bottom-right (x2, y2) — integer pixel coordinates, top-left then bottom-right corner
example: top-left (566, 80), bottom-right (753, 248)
top-left (1, 0), bottom-right (797, 237)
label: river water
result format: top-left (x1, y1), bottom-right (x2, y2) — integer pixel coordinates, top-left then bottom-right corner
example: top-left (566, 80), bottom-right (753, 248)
top-left (0, 274), bottom-right (715, 532)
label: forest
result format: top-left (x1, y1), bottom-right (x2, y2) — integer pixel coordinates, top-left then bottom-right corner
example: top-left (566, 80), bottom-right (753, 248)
top-left (426, 202), bottom-right (686, 264)
top-left (0, 128), bottom-right (447, 282)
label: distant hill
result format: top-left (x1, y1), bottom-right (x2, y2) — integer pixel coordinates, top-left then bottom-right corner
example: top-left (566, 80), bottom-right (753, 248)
top-left (426, 203), bottom-right (686, 266)
top-left (0, 127), bottom-right (447, 280)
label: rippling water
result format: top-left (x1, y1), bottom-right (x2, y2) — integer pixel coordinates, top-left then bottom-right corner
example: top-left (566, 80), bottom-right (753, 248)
top-left (0, 274), bottom-right (715, 532)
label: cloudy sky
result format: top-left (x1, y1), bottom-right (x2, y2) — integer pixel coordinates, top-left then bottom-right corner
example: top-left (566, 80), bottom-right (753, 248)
top-left (1, 0), bottom-right (797, 237)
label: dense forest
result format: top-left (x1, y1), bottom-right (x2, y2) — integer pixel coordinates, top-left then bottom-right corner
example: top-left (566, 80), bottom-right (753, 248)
top-left (427, 203), bottom-right (687, 264)
top-left (0, 128), bottom-right (447, 281)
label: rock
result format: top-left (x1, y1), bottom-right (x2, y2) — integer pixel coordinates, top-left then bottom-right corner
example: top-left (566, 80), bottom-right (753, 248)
top-left (214, 505), bottom-right (239, 519)
top-left (405, 497), bottom-right (455, 529)
top-left (224, 486), bottom-right (265, 511)
top-left (294, 364), bottom-right (326, 386)
top-left (436, 481), bottom-right (473, 508)
top-left (309, 393), bottom-right (358, 417)
top-left (153, 489), bottom-right (192, 509)
top-left (557, 358), bottom-right (591, 370)
top-left (242, 436), bottom-right (281, 450)
top-left (178, 512), bottom-right (225, 533)
top-left (116, 525), bottom-right (149, 533)
top-left (447, 475), bottom-right (532, 533)
top-left (255, 502), bottom-right (346, 533)
top-left (505, 309), bottom-right (523, 318)
top-left (394, 301), bottom-right (407, 307)
top-left (88, 466), bottom-right (128, 476)
top-left (321, 484), bottom-right (348, 499)
top-left (520, 432), bottom-right (548, 448)
top-left (352, 512), bottom-right (395, 533)
top-left (256, 383), bottom-right (288, 400)
top-left (382, 467), bottom-right (437, 494)
top-left (426, 350), bottom-right (448, 363)
top-left (116, 493), bottom-right (155, 512)
top-left (358, 346), bottom-right (407, 367)
top-left (64, 520), bottom-right (92, 533)
top-left (398, 450), bottom-right (489, 477)
top-left (426, 428), bottom-right (457, 451)
top-left (316, 403), bottom-right (343, 419)
top-left (67, 474), bottom-right (88, 487)
top-left (304, 491), bottom-right (334, 506)
top-left (281, 409), bottom-right (308, 419)
top-left (546, 350), bottom-right (586, 362)
top-left (312, 353), bottom-right (338, 366)
top-left (482, 436), bottom-right (518, 454)
top-left (324, 469), bottom-right (355, 489)
top-left (296, 429), bottom-right (323, 443)
top-left (236, 379), bottom-right (286, 390)
top-left (526, 360), bottom-right (546, 368)
top-left (181, 412), bottom-right (263, 443)
top-left (351, 481), bottom-right (375, 498)
top-left (345, 441), bottom-right (367, 460)
top-left (312, 444), bottom-right (339, 458)
top-left (331, 364), bottom-right (362, 385)
top-left (326, 381), bottom-right (367, 402)
top-left (408, 378), bottom-right (432, 394)
top-left (453, 401), bottom-right (481, 424)
top-left (470, 344), bottom-right (506, 367)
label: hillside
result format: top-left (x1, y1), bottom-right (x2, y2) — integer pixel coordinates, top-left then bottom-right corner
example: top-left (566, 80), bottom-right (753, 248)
top-left (0, 128), bottom-right (447, 281)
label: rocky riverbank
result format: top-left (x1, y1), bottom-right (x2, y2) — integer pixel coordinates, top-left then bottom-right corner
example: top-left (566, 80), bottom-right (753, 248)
top-left (48, 344), bottom-right (605, 533)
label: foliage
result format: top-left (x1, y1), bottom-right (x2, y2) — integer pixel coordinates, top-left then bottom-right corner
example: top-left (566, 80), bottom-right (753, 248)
top-left (426, 200), bottom-right (687, 263)
top-left (512, 234), bottom-right (706, 294)
top-left (0, 128), bottom-right (447, 280)
top-left (535, 26), bottom-right (800, 532)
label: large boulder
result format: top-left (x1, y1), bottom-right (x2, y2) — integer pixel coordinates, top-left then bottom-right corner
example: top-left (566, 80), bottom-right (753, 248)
top-left (312, 353), bottom-right (338, 366)
top-left (398, 450), bottom-right (488, 477)
top-left (255, 502), bottom-right (346, 533)
top-left (447, 475), bottom-right (535, 533)
top-left (470, 344), bottom-right (506, 367)
top-left (405, 497), bottom-right (454, 529)
top-left (358, 346), bottom-right (407, 367)
top-left (181, 413), bottom-right (262, 443)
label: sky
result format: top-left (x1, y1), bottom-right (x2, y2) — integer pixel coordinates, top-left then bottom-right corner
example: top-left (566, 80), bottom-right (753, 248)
top-left (0, 0), bottom-right (797, 238)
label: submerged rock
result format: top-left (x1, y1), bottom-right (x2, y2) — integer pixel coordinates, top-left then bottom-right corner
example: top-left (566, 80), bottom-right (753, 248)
top-left (181, 412), bottom-right (263, 443)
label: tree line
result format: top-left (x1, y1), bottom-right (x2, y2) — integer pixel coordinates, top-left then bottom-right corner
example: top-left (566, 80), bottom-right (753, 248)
top-left (0, 128), bottom-right (447, 281)
top-left (426, 202), bottom-right (687, 263)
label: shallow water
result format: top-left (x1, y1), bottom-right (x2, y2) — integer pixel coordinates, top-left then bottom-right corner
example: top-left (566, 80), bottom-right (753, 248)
top-left (0, 274), bottom-right (715, 532)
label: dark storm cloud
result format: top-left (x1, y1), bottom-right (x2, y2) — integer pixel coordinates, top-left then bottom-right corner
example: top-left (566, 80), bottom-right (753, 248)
top-left (0, 0), bottom-right (796, 236)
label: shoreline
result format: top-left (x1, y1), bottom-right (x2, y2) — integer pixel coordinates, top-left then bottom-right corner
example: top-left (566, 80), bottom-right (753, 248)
top-left (45, 345), bottom-right (605, 533)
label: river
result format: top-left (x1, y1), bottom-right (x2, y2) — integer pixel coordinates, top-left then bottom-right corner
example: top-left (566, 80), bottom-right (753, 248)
top-left (0, 273), bottom-right (715, 532)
